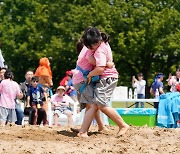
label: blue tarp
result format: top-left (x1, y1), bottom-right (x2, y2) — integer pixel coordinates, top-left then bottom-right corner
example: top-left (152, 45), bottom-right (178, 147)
top-left (157, 92), bottom-right (180, 128)
top-left (116, 108), bottom-right (157, 115)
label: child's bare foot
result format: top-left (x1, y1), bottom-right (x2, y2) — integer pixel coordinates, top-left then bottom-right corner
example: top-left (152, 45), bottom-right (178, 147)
top-left (98, 126), bottom-right (109, 133)
top-left (70, 128), bottom-right (80, 133)
top-left (77, 132), bottom-right (88, 138)
top-left (117, 124), bottom-right (130, 137)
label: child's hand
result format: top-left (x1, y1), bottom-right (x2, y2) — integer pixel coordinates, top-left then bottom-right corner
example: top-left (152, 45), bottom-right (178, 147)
top-left (106, 62), bottom-right (114, 69)
top-left (87, 74), bottom-right (92, 84)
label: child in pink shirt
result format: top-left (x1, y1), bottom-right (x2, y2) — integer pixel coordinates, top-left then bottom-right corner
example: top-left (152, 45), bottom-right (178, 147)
top-left (77, 27), bottom-right (129, 137)
top-left (71, 39), bottom-right (114, 136)
top-left (51, 86), bottom-right (73, 126)
top-left (0, 70), bottom-right (23, 126)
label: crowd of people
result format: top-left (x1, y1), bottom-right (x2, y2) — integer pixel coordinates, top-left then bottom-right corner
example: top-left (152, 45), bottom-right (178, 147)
top-left (0, 26), bottom-right (179, 138)
top-left (0, 57), bottom-right (76, 127)
top-left (131, 67), bottom-right (180, 109)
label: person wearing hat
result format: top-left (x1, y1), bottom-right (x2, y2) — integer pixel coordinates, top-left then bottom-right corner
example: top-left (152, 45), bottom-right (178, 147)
top-left (51, 86), bottom-right (74, 126)
top-left (150, 73), bottom-right (164, 109)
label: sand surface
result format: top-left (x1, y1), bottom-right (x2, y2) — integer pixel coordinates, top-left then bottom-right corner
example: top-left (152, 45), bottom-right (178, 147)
top-left (0, 124), bottom-right (179, 154)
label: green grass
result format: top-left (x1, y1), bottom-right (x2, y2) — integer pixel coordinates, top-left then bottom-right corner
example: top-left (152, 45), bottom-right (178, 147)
top-left (112, 101), bottom-right (154, 108)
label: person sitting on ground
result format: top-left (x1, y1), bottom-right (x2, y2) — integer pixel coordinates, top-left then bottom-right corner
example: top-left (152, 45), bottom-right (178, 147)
top-left (51, 86), bottom-right (73, 127)
top-left (26, 76), bottom-right (47, 125)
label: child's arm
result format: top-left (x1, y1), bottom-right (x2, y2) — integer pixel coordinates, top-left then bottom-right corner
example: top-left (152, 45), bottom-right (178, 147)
top-left (88, 55), bottom-right (115, 69)
top-left (150, 87), bottom-right (154, 96)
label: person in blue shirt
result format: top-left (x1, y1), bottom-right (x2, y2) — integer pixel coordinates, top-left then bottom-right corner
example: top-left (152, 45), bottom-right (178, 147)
top-left (26, 76), bottom-right (47, 125)
top-left (66, 74), bottom-right (78, 103)
top-left (150, 73), bottom-right (165, 109)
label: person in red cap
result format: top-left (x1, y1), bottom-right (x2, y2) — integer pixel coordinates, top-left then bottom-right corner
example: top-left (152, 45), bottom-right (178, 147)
top-left (59, 70), bottom-right (72, 86)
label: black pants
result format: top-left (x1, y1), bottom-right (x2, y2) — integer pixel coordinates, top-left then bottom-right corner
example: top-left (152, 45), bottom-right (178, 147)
top-left (24, 107), bottom-right (46, 125)
top-left (36, 108), bottom-right (46, 125)
top-left (24, 107), bottom-right (36, 125)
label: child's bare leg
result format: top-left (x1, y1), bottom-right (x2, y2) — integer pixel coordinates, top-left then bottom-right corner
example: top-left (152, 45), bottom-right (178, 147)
top-left (78, 104), bottom-right (98, 137)
top-left (54, 114), bottom-right (59, 126)
top-left (99, 106), bottom-right (129, 136)
top-left (94, 110), bottom-right (108, 132)
top-left (70, 105), bottom-right (91, 133)
top-left (0, 120), bottom-right (6, 126)
top-left (66, 111), bottom-right (73, 127)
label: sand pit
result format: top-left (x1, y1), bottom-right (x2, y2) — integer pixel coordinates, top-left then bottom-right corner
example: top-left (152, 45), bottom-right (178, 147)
top-left (0, 124), bottom-right (179, 154)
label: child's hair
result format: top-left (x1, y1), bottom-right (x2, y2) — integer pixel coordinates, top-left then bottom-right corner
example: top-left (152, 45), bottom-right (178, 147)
top-left (176, 66), bottom-right (180, 72)
top-left (82, 27), bottom-right (109, 49)
top-left (0, 67), bottom-right (8, 71)
top-left (31, 76), bottom-right (39, 82)
top-left (4, 70), bottom-right (14, 80)
top-left (138, 72), bottom-right (144, 77)
top-left (76, 38), bottom-right (84, 53)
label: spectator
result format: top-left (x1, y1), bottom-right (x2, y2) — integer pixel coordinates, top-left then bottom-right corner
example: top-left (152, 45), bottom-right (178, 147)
top-left (150, 73), bottom-right (164, 110)
top-left (51, 86), bottom-right (73, 126)
top-left (0, 67), bottom-right (7, 82)
top-left (167, 67), bottom-right (180, 92)
top-left (0, 70), bottom-right (23, 126)
top-left (35, 57), bottom-right (53, 114)
top-left (59, 70), bottom-right (72, 86)
top-left (66, 73), bottom-right (78, 102)
top-left (0, 67), bottom-right (24, 125)
top-left (26, 76), bottom-right (47, 125)
top-left (35, 57), bottom-right (53, 88)
top-left (132, 73), bottom-right (146, 108)
top-left (20, 70), bottom-right (35, 125)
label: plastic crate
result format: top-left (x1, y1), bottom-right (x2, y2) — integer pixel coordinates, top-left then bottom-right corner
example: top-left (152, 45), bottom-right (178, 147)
top-left (109, 108), bottom-right (157, 127)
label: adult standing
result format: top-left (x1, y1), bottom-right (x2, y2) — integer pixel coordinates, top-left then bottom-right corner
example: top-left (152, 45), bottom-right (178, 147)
top-left (0, 70), bottom-right (23, 126)
top-left (35, 57), bottom-right (53, 88)
top-left (77, 27), bottom-right (129, 137)
top-left (0, 67), bottom-right (24, 125)
top-left (150, 73), bottom-right (164, 110)
top-left (35, 57), bottom-right (53, 123)
top-left (132, 73), bottom-right (146, 108)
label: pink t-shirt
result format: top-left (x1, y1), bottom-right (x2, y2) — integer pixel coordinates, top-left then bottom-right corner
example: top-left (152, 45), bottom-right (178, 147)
top-left (51, 94), bottom-right (74, 107)
top-left (72, 46), bottom-right (94, 84)
top-left (94, 42), bottom-right (118, 78)
top-left (0, 79), bottom-right (21, 109)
